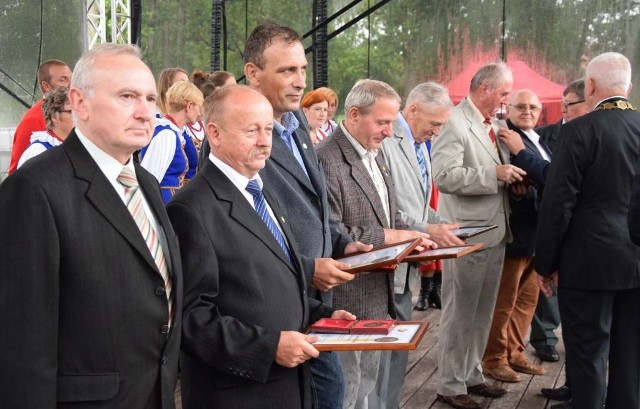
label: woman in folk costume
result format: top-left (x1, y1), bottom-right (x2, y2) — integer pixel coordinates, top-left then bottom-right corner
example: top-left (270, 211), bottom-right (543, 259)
top-left (141, 81), bottom-right (203, 203)
top-left (18, 87), bottom-right (74, 168)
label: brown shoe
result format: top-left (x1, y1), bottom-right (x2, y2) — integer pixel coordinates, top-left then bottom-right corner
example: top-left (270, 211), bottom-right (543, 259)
top-left (468, 382), bottom-right (508, 397)
top-left (484, 364), bottom-right (522, 382)
top-left (509, 358), bottom-right (546, 375)
top-left (437, 394), bottom-right (481, 409)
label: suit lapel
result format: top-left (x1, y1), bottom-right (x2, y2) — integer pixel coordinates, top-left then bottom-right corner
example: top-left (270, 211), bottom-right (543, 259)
top-left (508, 120), bottom-right (549, 160)
top-left (460, 100), bottom-right (502, 165)
top-left (136, 163), bottom-right (179, 280)
top-left (270, 130), bottom-right (317, 194)
top-left (397, 133), bottom-right (427, 196)
top-left (335, 130), bottom-right (390, 228)
top-left (203, 164), bottom-right (298, 273)
top-left (63, 132), bottom-right (163, 274)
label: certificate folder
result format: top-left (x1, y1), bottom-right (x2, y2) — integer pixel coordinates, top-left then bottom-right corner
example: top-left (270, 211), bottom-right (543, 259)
top-left (451, 225), bottom-right (497, 239)
top-left (336, 238), bottom-right (422, 273)
top-left (308, 321), bottom-right (430, 351)
top-left (403, 243), bottom-right (484, 263)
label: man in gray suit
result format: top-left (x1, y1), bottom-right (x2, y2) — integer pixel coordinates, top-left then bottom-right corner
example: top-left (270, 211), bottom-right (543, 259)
top-left (317, 79), bottom-right (433, 408)
top-left (431, 62), bottom-right (526, 409)
top-left (380, 81), bottom-right (465, 408)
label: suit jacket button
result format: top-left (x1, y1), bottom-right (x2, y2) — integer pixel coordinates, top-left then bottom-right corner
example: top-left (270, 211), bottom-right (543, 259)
top-left (155, 287), bottom-right (166, 296)
top-left (161, 356), bottom-right (167, 365)
top-left (160, 324), bottom-right (169, 334)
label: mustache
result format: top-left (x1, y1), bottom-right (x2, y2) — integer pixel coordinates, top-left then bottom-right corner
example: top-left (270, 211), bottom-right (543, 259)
top-left (249, 147), bottom-right (271, 160)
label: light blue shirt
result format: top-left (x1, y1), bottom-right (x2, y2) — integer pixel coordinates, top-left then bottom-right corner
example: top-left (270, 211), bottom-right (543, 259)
top-left (273, 112), bottom-right (309, 179)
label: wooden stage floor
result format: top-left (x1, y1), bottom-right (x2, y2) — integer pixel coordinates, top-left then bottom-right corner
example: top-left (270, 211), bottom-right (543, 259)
top-left (175, 304), bottom-right (567, 409)
top-left (402, 307), bottom-right (566, 409)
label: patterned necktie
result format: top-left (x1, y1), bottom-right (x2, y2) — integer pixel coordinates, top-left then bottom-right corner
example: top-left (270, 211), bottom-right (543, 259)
top-left (414, 142), bottom-right (429, 193)
top-left (483, 118), bottom-right (496, 144)
top-left (245, 180), bottom-right (292, 262)
top-left (117, 167), bottom-right (173, 328)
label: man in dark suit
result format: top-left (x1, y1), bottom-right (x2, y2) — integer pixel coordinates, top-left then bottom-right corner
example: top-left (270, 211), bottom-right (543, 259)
top-left (535, 52), bottom-right (640, 409)
top-left (317, 79), bottom-right (433, 408)
top-left (530, 79), bottom-right (589, 370)
top-left (167, 84), bottom-right (355, 409)
top-left (243, 22), bottom-right (370, 409)
top-left (0, 44), bottom-right (182, 408)
top-left (483, 90), bottom-right (549, 384)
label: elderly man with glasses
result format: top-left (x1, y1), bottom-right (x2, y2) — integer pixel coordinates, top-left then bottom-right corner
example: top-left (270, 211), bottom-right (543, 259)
top-left (482, 89), bottom-right (549, 384)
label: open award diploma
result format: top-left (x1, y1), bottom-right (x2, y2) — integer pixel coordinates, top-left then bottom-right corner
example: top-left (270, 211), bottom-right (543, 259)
top-left (336, 238), bottom-right (421, 273)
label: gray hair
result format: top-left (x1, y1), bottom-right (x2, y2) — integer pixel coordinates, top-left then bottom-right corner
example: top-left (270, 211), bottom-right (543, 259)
top-left (42, 87), bottom-right (69, 130)
top-left (470, 62), bottom-right (513, 92)
top-left (586, 52), bottom-right (631, 93)
top-left (405, 82), bottom-right (453, 111)
top-left (563, 78), bottom-right (585, 99)
top-left (344, 79), bottom-right (401, 116)
top-left (71, 43), bottom-right (142, 96)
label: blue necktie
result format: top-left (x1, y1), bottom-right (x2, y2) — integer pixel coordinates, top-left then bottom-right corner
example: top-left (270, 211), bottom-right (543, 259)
top-left (246, 180), bottom-right (292, 262)
top-left (414, 142), bottom-right (428, 193)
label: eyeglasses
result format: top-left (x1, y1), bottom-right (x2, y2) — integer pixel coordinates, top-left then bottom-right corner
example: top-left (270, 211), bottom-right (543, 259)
top-left (510, 104), bottom-right (541, 113)
top-left (562, 100), bottom-right (585, 108)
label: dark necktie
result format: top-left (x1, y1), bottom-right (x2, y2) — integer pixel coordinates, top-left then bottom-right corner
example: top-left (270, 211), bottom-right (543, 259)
top-left (483, 118), bottom-right (496, 143)
top-left (245, 180), bottom-right (292, 262)
top-left (414, 142), bottom-right (429, 193)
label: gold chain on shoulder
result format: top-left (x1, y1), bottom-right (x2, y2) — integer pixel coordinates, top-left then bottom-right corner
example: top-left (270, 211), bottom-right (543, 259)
top-left (594, 100), bottom-right (635, 111)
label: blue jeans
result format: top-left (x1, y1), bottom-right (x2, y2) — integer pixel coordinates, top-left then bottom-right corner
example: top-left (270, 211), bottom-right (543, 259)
top-left (310, 351), bottom-right (345, 409)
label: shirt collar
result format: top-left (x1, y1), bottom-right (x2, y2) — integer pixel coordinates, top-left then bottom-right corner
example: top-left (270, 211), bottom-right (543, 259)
top-left (466, 96), bottom-right (488, 123)
top-left (397, 113), bottom-right (418, 145)
top-left (273, 111), bottom-right (299, 136)
top-left (209, 152), bottom-right (263, 191)
top-left (340, 122), bottom-right (378, 160)
top-left (75, 127), bottom-right (136, 182)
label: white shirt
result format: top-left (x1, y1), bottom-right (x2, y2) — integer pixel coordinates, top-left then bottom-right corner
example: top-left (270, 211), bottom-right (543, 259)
top-left (523, 129), bottom-right (551, 161)
top-left (341, 122), bottom-right (390, 225)
top-left (75, 128), bottom-right (166, 250)
top-left (209, 153), bottom-right (288, 240)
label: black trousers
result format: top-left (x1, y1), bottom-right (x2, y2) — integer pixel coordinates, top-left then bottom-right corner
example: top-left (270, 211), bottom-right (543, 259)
top-left (559, 286), bottom-right (640, 409)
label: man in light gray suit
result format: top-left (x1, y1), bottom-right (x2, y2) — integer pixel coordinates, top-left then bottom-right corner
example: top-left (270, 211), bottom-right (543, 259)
top-left (431, 62), bottom-right (526, 409)
top-left (379, 82), bottom-right (465, 408)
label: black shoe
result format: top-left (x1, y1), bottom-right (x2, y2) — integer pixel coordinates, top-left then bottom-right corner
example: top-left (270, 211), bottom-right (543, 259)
top-left (536, 345), bottom-right (560, 362)
top-left (550, 400), bottom-right (572, 409)
top-left (541, 385), bottom-right (571, 401)
top-left (428, 273), bottom-right (442, 309)
top-left (414, 276), bottom-right (433, 311)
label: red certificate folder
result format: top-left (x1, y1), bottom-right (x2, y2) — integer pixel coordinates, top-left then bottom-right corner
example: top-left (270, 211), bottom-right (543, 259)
top-left (309, 319), bottom-right (397, 335)
top-left (309, 318), bottom-right (356, 334)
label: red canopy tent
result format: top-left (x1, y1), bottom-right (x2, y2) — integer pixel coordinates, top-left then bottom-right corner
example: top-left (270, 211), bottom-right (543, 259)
top-left (445, 59), bottom-right (565, 126)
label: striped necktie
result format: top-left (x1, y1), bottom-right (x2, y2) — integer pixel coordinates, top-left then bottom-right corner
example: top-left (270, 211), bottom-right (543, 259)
top-left (117, 167), bottom-right (173, 328)
top-left (414, 142), bottom-right (429, 193)
top-left (245, 179), bottom-right (292, 262)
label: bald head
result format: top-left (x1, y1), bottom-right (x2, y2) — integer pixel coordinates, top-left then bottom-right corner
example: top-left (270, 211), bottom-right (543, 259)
top-left (204, 85), bottom-right (274, 178)
top-left (585, 52), bottom-right (632, 107)
top-left (507, 89), bottom-right (542, 131)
